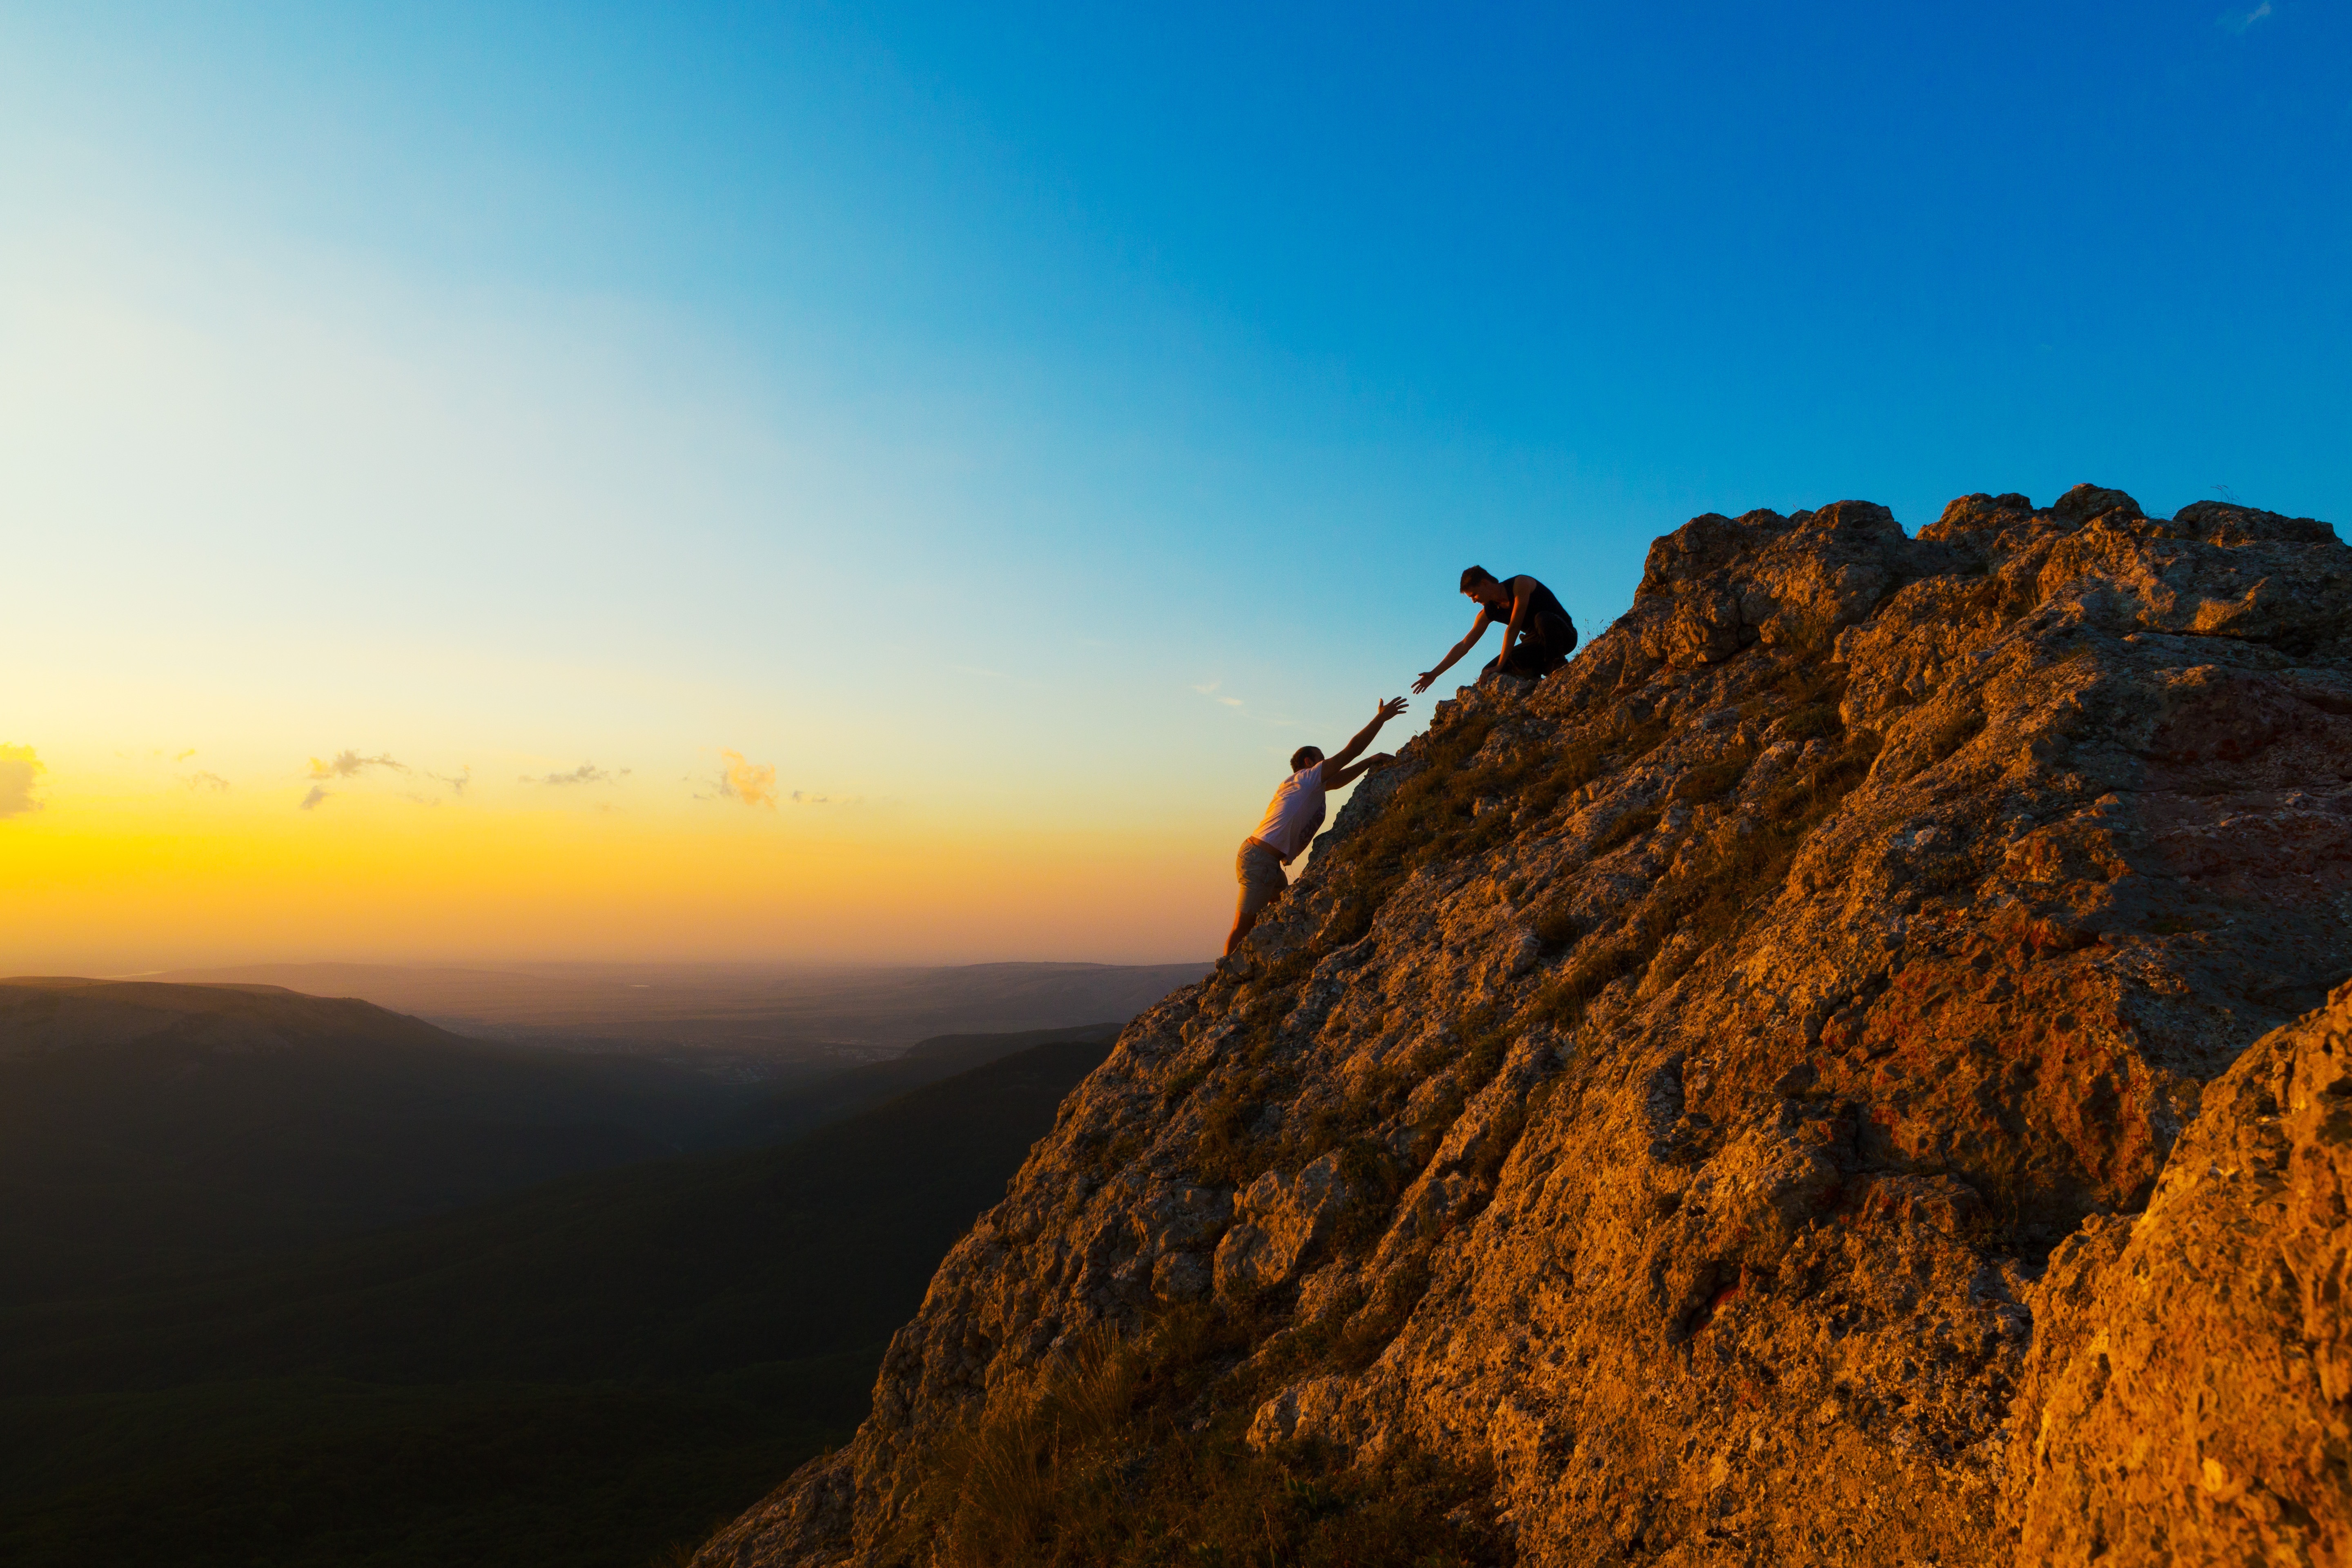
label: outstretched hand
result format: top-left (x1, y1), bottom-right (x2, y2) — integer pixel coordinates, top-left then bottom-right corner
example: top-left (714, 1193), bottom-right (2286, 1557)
top-left (1411, 670), bottom-right (1438, 695)
top-left (1376, 695), bottom-right (1408, 722)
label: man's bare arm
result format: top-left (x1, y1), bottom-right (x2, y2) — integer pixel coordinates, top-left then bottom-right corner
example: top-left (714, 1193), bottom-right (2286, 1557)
top-left (1324, 696), bottom-right (1408, 772)
top-left (1412, 611), bottom-right (1492, 694)
top-left (1499, 578), bottom-right (1532, 660)
top-left (1325, 752), bottom-right (1394, 790)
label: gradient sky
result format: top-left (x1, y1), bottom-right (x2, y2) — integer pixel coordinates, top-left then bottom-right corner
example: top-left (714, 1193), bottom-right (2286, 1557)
top-left (4, 1), bottom-right (2347, 969)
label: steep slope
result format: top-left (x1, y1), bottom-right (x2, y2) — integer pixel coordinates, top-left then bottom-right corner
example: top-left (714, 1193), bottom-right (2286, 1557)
top-left (700, 486), bottom-right (2352, 1568)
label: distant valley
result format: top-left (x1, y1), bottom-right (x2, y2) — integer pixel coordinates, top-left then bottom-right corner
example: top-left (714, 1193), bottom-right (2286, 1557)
top-left (0, 968), bottom-right (1196, 1567)
top-left (0, 964), bottom-right (1200, 1301)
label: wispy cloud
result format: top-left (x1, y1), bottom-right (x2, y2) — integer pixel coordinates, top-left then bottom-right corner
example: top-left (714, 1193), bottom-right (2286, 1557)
top-left (2219, 1), bottom-right (2271, 31)
top-left (426, 766), bottom-right (472, 797)
top-left (181, 771), bottom-right (230, 792)
top-left (520, 763), bottom-right (628, 786)
top-left (718, 749), bottom-right (777, 808)
top-left (174, 748), bottom-right (196, 763)
top-left (300, 785), bottom-right (328, 810)
top-left (1192, 680), bottom-right (1245, 709)
top-left (0, 744), bottom-right (46, 819)
top-left (308, 750), bottom-right (407, 779)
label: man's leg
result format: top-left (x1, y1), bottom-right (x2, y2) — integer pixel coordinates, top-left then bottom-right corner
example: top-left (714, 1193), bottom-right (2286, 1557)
top-left (1494, 618), bottom-right (1573, 679)
top-left (1226, 842), bottom-right (1286, 956)
top-left (1488, 643), bottom-right (1546, 679)
top-left (1225, 906), bottom-right (1256, 956)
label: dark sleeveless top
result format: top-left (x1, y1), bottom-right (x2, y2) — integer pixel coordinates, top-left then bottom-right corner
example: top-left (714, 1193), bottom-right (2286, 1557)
top-left (1497, 577), bottom-right (1576, 656)
top-left (1507, 575), bottom-right (1571, 628)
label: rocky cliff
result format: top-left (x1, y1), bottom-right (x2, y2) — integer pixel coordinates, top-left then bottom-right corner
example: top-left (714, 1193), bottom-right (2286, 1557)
top-left (698, 486), bottom-right (2352, 1568)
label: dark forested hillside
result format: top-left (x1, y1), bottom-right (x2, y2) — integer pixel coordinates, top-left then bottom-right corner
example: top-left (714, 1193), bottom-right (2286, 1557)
top-left (0, 1031), bottom-right (1117, 1568)
top-left (717, 1022), bottom-right (1120, 1146)
top-left (0, 979), bottom-right (753, 1302)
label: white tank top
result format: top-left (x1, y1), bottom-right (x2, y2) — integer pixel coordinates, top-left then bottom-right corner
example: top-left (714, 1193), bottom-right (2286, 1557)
top-left (1250, 763), bottom-right (1327, 863)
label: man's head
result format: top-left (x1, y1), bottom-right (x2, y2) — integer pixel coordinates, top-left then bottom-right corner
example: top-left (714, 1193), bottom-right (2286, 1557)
top-left (1290, 745), bottom-right (1323, 773)
top-left (1460, 565), bottom-right (1506, 606)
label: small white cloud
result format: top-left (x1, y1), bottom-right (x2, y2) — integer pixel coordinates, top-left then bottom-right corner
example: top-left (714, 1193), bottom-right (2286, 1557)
top-left (2219, 1), bottom-right (2271, 31)
top-left (0, 744), bottom-right (46, 819)
top-left (1194, 679), bottom-right (1246, 709)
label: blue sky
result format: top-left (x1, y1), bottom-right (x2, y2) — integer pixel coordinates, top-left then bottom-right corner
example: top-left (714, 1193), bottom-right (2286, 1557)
top-left (3, 1), bottom-right (2346, 964)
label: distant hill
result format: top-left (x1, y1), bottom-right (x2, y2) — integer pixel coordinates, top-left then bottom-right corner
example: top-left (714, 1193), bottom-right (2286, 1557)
top-left (0, 978), bottom-right (1132, 1311)
top-left (716, 1021), bottom-right (1119, 1146)
top-left (145, 959), bottom-right (1209, 1062)
top-left (0, 979), bottom-right (753, 1304)
top-left (0, 1031), bottom-right (1120, 1568)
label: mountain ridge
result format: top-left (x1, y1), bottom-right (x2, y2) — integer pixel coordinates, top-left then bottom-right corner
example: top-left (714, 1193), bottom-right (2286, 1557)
top-left (697, 486), bottom-right (2352, 1568)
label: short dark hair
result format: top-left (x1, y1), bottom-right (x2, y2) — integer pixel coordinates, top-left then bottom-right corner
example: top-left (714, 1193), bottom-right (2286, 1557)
top-left (1290, 745), bottom-right (1323, 771)
top-left (1460, 565), bottom-right (1497, 591)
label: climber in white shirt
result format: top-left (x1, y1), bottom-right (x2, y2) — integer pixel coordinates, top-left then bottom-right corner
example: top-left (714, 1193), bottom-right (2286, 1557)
top-left (1226, 696), bottom-right (1408, 957)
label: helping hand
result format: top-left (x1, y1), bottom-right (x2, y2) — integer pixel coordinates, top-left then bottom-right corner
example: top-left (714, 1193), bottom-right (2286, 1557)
top-left (1411, 670), bottom-right (1437, 694)
top-left (1376, 696), bottom-right (1408, 722)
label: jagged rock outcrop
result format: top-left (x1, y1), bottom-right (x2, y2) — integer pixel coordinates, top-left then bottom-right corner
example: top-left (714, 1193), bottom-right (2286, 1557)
top-left (2008, 979), bottom-right (2352, 1565)
top-left (699, 486), bottom-right (2352, 1567)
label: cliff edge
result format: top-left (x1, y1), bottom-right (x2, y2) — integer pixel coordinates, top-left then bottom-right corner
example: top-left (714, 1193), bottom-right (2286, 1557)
top-left (699, 486), bottom-right (2352, 1567)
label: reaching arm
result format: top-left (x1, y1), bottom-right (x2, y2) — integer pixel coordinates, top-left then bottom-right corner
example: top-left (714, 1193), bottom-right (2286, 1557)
top-left (1412, 610), bottom-right (1494, 694)
top-left (1325, 752), bottom-right (1394, 790)
top-left (1324, 696), bottom-right (1408, 772)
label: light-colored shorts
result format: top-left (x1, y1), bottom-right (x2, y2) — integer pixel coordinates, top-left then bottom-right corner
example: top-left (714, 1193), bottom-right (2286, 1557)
top-left (1235, 838), bottom-right (1288, 922)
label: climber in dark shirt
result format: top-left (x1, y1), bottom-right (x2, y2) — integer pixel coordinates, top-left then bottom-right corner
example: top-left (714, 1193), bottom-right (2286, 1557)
top-left (1412, 566), bottom-right (1579, 693)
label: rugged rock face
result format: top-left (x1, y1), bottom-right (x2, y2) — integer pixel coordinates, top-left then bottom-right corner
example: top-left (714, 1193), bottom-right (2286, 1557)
top-left (2009, 979), bottom-right (2352, 1565)
top-left (699, 486), bottom-right (2352, 1567)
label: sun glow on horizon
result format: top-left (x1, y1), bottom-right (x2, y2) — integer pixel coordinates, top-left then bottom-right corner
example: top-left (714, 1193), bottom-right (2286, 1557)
top-left (1, 746), bottom-right (1232, 971)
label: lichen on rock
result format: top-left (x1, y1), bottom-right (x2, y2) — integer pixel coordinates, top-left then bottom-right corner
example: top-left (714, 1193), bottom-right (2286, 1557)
top-left (697, 486), bottom-right (2352, 1568)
